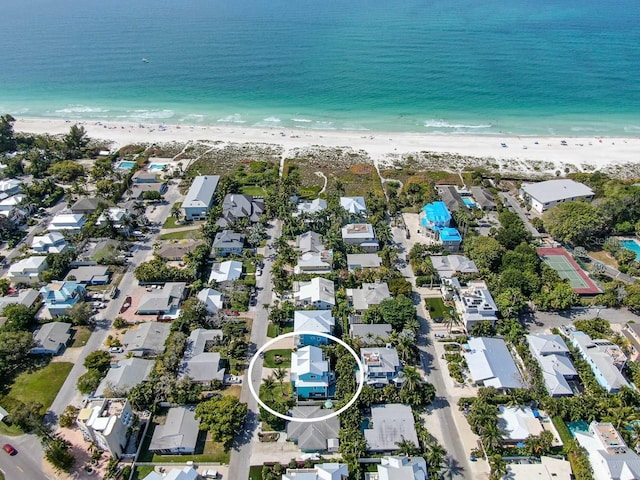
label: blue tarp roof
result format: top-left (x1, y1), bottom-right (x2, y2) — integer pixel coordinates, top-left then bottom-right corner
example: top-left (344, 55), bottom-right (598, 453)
top-left (422, 201), bottom-right (451, 225)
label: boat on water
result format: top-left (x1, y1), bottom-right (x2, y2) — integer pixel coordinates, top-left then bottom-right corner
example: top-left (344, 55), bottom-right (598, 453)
top-left (141, 58), bottom-right (150, 63)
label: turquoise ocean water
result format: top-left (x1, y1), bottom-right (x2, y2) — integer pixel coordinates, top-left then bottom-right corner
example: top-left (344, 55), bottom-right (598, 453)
top-left (1, 0), bottom-right (639, 135)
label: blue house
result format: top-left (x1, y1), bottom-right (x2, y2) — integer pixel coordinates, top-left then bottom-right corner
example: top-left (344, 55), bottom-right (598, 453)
top-left (39, 281), bottom-right (85, 317)
top-left (421, 201), bottom-right (462, 252)
top-left (291, 346), bottom-right (331, 399)
top-left (294, 310), bottom-right (335, 347)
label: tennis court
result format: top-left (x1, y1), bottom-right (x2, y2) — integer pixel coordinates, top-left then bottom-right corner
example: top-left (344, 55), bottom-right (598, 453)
top-left (537, 247), bottom-right (601, 295)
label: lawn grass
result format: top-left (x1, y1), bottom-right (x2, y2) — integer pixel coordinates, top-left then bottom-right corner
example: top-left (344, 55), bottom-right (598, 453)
top-left (139, 422), bottom-right (230, 464)
top-left (3, 362), bottom-right (73, 413)
top-left (71, 326), bottom-right (92, 348)
top-left (249, 466), bottom-right (263, 480)
top-left (162, 202), bottom-right (184, 229)
top-left (240, 185), bottom-right (268, 197)
top-left (266, 322), bottom-right (294, 338)
top-left (243, 258), bottom-right (256, 274)
top-left (159, 229), bottom-right (203, 240)
top-left (132, 466), bottom-right (154, 480)
top-left (425, 297), bottom-right (450, 319)
top-left (263, 349), bottom-right (292, 368)
top-left (0, 421), bottom-right (23, 436)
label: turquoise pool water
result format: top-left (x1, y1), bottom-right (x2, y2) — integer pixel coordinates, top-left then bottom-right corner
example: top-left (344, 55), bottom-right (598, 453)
top-left (117, 160), bottom-right (135, 169)
top-left (463, 197), bottom-right (476, 208)
top-left (621, 239), bottom-right (640, 261)
top-left (149, 164), bottom-right (166, 170)
top-left (567, 420), bottom-right (589, 437)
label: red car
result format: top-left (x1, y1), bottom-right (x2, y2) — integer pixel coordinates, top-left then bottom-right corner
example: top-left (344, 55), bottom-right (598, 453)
top-left (3, 444), bottom-right (17, 455)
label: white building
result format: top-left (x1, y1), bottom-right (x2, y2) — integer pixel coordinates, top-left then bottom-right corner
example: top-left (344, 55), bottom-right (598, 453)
top-left (341, 223), bottom-right (378, 252)
top-left (520, 179), bottom-right (594, 213)
top-left (526, 334), bottom-right (577, 397)
top-left (497, 406), bottom-right (545, 444)
top-left (296, 198), bottom-right (327, 216)
top-left (208, 260), bottom-right (243, 283)
top-left (76, 398), bottom-right (135, 458)
top-left (504, 456), bottom-right (572, 480)
top-left (283, 463), bottom-right (349, 480)
top-left (464, 337), bottom-right (525, 390)
top-left (48, 213), bottom-right (87, 233)
top-left (442, 278), bottom-right (498, 330)
top-left (182, 175), bottom-right (220, 221)
top-left (340, 196), bottom-right (367, 215)
top-left (575, 422), bottom-right (640, 480)
top-left (7, 255), bottom-right (48, 284)
top-left (196, 287), bottom-right (224, 313)
top-left (31, 231), bottom-right (68, 254)
top-left (294, 277), bottom-right (336, 310)
top-left (371, 456), bottom-right (428, 480)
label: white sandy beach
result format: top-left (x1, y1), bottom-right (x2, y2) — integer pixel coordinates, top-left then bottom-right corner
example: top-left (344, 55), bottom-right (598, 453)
top-left (14, 117), bottom-right (640, 176)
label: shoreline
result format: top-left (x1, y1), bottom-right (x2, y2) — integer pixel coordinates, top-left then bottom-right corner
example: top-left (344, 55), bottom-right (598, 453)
top-left (13, 117), bottom-right (640, 178)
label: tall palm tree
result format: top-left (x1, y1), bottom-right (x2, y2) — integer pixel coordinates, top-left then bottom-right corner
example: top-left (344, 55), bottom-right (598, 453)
top-left (395, 438), bottom-right (420, 456)
top-left (273, 367), bottom-right (287, 393)
top-left (425, 440), bottom-right (446, 472)
top-left (488, 454), bottom-right (507, 480)
top-left (400, 366), bottom-right (422, 393)
top-left (262, 375), bottom-right (276, 402)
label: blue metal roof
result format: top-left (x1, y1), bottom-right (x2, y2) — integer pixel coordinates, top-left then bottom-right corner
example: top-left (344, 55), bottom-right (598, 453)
top-left (422, 201), bottom-right (451, 225)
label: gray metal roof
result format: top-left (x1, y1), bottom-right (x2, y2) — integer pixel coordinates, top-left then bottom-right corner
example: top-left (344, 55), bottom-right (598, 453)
top-left (179, 329), bottom-right (225, 382)
top-left (31, 322), bottom-right (71, 354)
top-left (364, 404), bottom-right (419, 452)
top-left (287, 407), bottom-right (339, 451)
top-left (122, 322), bottom-right (171, 354)
top-left (182, 175), bottom-right (220, 210)
top-left (346, 254), bottom-right (382, 271)
top-left (149, 406), bottom-right (200, 452)
top-left (521, 179), bottom-right (594, 204)
top-left (66, 265), bottom-right (110, 284)
top-left (212, 230), bottom-right (245, 249)
top-left (95, 358), bottom-right (154, 397)
top-left (349, 324), bottom-right (392, 345)
top-left (464, 337), bottom-right (524, 390)
top-left (348, 282), bottom-right (391, 311)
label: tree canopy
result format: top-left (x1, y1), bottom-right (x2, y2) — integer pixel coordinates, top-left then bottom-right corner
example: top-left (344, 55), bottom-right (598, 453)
top-left (195, 395), bottom-right (247, 448)
top-left (542, 201), bottom-right (607, 247)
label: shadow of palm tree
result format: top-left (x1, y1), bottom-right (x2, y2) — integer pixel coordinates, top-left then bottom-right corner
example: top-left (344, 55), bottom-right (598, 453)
top-left (439, 455), bottom-right (465, 479)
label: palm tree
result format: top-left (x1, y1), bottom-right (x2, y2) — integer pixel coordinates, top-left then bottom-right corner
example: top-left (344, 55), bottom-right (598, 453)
top-left (481, 424), bottom-right (503, 453)
top-left (273, 367), bottom-right (287, 393)
top-left (171, 203), bottom-right (182, 223)
top-left (400, 366), bottom-right (422, 393)
top-left (488, 454), bottom-right (507, 480)
top-left (395, 438), bottom-right (420, 456)
top-left (425, 440), bottom-right (446, 472)
top-left (262, 375), bottom-right (276, 401)
top-left (444, 314), bottom-right (462, 334)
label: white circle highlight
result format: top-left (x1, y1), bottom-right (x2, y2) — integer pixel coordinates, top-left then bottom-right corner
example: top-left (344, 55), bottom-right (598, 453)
top-left (247, 331), bottom-right (365, 423)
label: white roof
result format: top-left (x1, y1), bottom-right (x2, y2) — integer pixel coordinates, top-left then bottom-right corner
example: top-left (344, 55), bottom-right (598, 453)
top-left (294, 278), bottom-right (335, 306)
top-left (48, 213), bottom-right (86, 230)
top-left (575, 423), bottom-right (640, 480)
top-left (143, 467), bottom-right (198, 480)
top-left (497, 406), bottom-right (544, 442)
top-left (505, 456), bottom-right (572, 480)
top-left (464, 337), bottom-right (524, 389)
top-left (526, 334), bottom-right (577, 396)
top-left (521, 179), bottom-right (594, 204)
top-left (197, 288), bottom-right (224, 313)
top-left (340, 196), bottom-right (367, 214)
top-left (294, 310), bottom-right (335, 335)
top-left (283, 463), bottom-right (348, 480)
top-left (377, 456), bottom-right (428, 480)
top-left (182, 175), bottom-right (220, 209)
top-left (8, 255), bottom-right (48, 274)
top-left (31, 231), bottom-right (66, 250)
top-left (291, 346), bottom-right (328, 385)
top-left (297, 198), bottom-right (327, 215)
top-left (429, 255), bottom-right (478, 277)
top-left (208, 260), bottom-right (242, 283)
top-left (341, 223), bottom-right (375, 240)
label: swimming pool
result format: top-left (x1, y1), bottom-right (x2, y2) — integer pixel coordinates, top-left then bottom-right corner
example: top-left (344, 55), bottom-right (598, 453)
top-left (149, 163), bottom-right (167, 170)
top-left (621, 239), bottom-right (640, 261)
top-left (462, 197), bottom-right (476, 208)
top-left (117, 160), bottom-right (135, 169)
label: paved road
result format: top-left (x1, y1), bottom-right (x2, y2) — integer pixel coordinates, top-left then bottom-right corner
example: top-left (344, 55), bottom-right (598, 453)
top-left (528, 306), bottom-right (640, 333)
top-left (392, 226), bottom-right (470, 479)
top-left (498, 192), bottom-right (542, 239)
top-left (0, 433), bottom-right (50, 480)
top-left (228, 220), bottom-right (281, 480)
top-left (47, 184), bottom-right (182, 422)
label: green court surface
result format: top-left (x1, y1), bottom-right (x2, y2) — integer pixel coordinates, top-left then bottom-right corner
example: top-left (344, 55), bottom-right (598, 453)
top-left (541, 255), bottom-right (589, 289)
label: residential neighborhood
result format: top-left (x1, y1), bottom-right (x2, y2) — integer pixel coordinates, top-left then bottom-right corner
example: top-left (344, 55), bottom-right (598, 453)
top-left (1, 120), bottom-right (640, 480)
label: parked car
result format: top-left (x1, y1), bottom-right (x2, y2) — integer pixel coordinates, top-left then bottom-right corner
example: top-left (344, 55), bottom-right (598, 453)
top-left (109, 347), bottom-right (124, 354)
top-left (225, 310), bottom-right (240, 317)
top-left (3, 444), bottom-right (17, 456)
